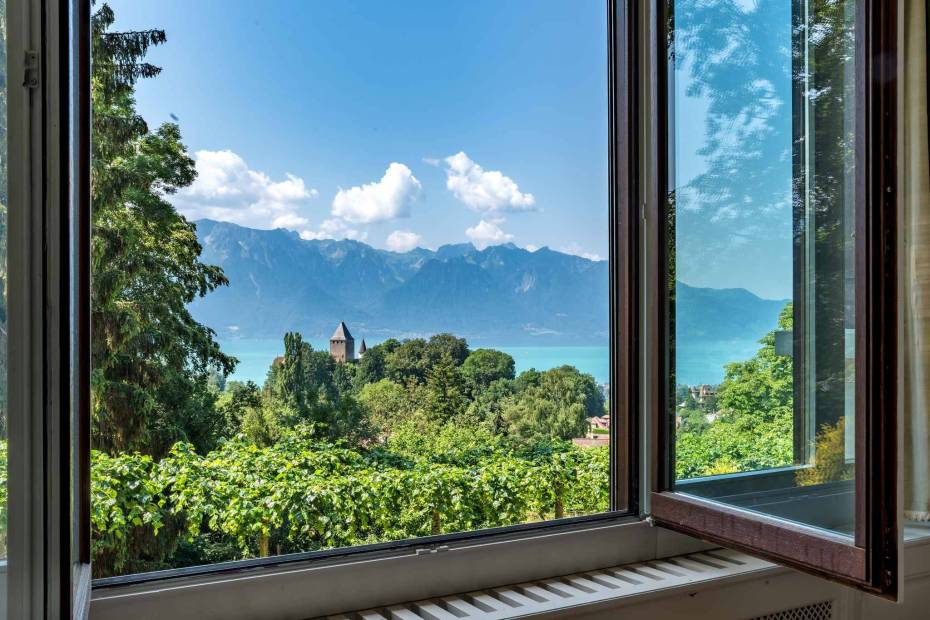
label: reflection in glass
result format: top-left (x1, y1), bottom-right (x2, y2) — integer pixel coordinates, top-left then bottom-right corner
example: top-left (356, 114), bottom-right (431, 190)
top-left (669, 0), bottom-right (857, 536)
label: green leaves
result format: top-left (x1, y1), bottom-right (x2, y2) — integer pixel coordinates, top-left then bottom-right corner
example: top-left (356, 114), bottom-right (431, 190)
top-left (87, 431), bottom-right (608, 577)
top-left (675, 303), bottom-right (795, 479)
top-left (91, 3), bottom-right (236, 458)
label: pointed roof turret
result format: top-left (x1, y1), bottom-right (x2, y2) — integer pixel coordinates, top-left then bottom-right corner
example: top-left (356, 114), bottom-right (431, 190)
top-left (359, 339), bottom-right (367, 355)
top-left (331, 321), bottom-right (353, 341)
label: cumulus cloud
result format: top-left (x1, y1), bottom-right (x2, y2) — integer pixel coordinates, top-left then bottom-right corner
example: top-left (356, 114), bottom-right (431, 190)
top-left (385, 230), bottom-right (423, 252)
top-left (465, 219), bottom-right (514, 250)
top-left (332, 163), bottom-right (421, 224)
top-left (299, 218), bottom-right (367, 242)
top-left (170, 149), bottom-right (318, 229)
top-left (443, 152), bottom-right (535, 213)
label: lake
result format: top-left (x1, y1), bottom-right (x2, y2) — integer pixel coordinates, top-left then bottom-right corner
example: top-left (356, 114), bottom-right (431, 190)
top-left (217, 338), bottom-right (765, 387)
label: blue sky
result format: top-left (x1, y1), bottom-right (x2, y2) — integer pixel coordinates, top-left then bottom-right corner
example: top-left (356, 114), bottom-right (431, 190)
top-left (109, 0), bottom-right (610, 260)
top-left (109, 0), bottom-right (794, 299)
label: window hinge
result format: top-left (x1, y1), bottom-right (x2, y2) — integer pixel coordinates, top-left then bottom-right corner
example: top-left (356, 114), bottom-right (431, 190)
top-left (23, 50), bottom-right (39, 89)
top-left (641, 202), bottom-right (647, 223)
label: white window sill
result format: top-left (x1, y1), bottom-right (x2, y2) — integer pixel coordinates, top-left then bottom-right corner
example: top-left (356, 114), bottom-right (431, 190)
top-left (334, 548), bottom-right (775, 620)
top-left (90, 518), bottom-right (713, 620)
top-left (89, 520), bottom-right (930, 620)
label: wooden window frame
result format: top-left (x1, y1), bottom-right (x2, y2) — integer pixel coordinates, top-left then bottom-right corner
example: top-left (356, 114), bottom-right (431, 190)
top-left (647, 0), bottom-right (900, 598)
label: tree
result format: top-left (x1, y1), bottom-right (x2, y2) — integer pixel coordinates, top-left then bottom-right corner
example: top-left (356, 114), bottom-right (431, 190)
top-left (353, 344), bottom-right (386, 390)
top-left (90, 3), bottom-right (235, 457)
top-left (461, 349), bottom-right (515, 397)
top-left (502, 366), bottom-right (603, 446)
top-left (215, 381), bottom-right (262, 437)
top-left (426, 333), bottom-right (470, 366)
top-left (265, 332), bottom-right (314, 423)
top-left (357, 379), bottom-right (411, 434)
top-left (385, 338), bottom-right (430, 385)
top-left (675, 304), bottom-right (795, 479)
top-left (715, 304), bottom-right (793, 428)
top-left (465, 378), bottom-right (515, 435)
top-left (424, 353), bottom-right (467, 423)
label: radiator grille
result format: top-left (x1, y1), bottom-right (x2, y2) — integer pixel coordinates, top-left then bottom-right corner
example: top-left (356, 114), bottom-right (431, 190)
top-left (748, 601), bottom-right (833, 620)
top-left (326, 548), bottom-right (773, 620)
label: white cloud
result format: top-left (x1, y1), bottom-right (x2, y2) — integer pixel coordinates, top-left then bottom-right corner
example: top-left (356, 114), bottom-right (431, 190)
top-left (299, 218), bottom-right (367, 242)
top-left (332, 163), bottom-right (421, 224)
top-left (465, 219), bottom-right (514, 249)
top-left (560, 243), bottom-right (604, 262)
top-left (171, 149), bottom-right (318, 229)
top-left (385, 230), bottom-right (423, 252)
top-left (443, 152), bottom-right (535, 213)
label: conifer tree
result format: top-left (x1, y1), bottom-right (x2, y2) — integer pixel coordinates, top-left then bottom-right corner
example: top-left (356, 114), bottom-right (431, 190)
top-left (90, 3), bottom-right (235, 457)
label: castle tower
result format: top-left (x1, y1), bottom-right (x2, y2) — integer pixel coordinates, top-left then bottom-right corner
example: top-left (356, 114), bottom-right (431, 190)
top-left (358, 339), bottom-right (367, 357)
top-left (329, 322), bottom-right (355, 362)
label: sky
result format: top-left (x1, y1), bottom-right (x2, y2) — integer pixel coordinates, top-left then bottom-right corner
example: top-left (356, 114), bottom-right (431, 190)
top-left (108, 0), bottom-right (610, 261)
top-left (108, 0), bottom-right (794, 299)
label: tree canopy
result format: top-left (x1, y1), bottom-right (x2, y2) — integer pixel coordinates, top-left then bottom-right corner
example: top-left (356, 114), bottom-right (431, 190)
top-left (90, 3), bottom-right (234, 457)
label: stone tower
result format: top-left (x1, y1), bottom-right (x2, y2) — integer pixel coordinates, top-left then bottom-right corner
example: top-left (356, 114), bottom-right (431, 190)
top-left (329, 322), bottom-right (355, 363)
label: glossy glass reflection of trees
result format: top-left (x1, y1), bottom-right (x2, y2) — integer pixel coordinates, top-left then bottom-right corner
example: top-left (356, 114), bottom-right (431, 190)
top-left (669, 0), bottom-right (857, 535)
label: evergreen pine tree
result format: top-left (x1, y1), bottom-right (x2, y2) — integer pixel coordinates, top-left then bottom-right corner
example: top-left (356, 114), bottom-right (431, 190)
top-left (90, 2), bottom-right (235, 457)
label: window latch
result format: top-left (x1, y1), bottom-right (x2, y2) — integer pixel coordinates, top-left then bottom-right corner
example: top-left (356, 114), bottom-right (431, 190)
top-left (23, 50), bottom-right (39, 89)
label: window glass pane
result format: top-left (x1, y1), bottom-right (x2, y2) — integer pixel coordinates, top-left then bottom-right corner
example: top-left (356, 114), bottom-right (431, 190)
top-left (91, 1), bottom-right (614, 578)
top-left (668, 0), bottom-right (857, 536)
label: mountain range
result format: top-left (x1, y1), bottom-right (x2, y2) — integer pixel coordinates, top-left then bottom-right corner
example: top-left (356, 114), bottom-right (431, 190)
top-left (188, 219), bottom-right (787, 347)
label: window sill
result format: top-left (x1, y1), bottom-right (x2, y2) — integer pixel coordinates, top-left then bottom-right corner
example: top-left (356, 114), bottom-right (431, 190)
top-left (333, 548), bottom-right (776, 620)
top-left (326, 535), bottom-right (930, 620)
top-left (89, 522), bottom-right (930, 620)
top-left (89, 518), bottom-right (715, 620)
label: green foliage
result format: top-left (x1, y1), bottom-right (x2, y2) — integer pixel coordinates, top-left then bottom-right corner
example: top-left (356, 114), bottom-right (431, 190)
top-left (90, 3), bottom-right (235, 457)
top-left (357, 379), bottom-right (411, 434)
top-left (796, 418), bottom-right (853, 487)
top-left (424, 353), bottom-right (467, 422)
top-left (262, 333), bottom-right (373, 444)
top-left (502, 366), bottom-right (604, 446)
top-left (465, 378), bottom-right (516, 434)
top-left (89, 431), bottom-right (608, 576)
top-left (384, 338), bottom-right (431, 385)
top-left (215, 381), bottom-right (262, 437)
top-left (426, 333), bottom-right (470, 366)
top-left (461, 349), bottom-right (516, 397)
top-left (675, 304), bottom-right (794, 479)
top-left (353, 345), bottom-right (387, 389)
top-left (91, 449), bottom-right (170, 576)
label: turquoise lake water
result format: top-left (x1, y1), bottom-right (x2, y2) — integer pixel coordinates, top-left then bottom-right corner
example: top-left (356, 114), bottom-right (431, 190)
top-left (218, 338), bottom-right (764, 387)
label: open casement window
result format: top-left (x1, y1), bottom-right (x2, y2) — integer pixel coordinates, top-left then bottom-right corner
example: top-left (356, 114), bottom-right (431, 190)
top-left (6, 0), bottom-right (92, 617)
top-left (649, 0), bottom-right (899, 597)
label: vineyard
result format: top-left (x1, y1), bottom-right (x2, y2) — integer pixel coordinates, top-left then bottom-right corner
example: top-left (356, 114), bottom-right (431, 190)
top-left (88, 429), bottom-right (608, 577)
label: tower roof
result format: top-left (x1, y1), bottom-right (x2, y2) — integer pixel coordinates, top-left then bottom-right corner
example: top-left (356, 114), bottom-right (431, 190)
top-left (359, 339), bottom-right (367, 354)
top-left (331, 321), bottom-right (353, 341)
